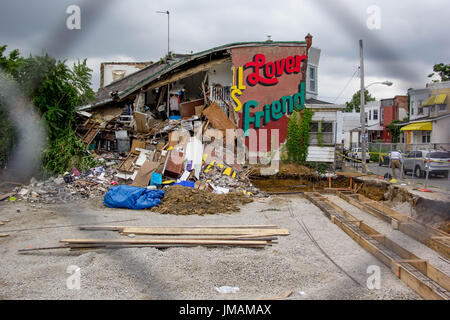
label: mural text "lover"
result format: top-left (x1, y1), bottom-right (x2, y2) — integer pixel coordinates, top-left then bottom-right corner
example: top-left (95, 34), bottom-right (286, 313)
top-left (231, 52), bottom-right (307, 134)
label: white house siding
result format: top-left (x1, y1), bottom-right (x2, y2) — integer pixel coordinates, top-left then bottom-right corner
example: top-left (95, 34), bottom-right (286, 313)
top-left (207, 61), bottom-right (233, 87)
top-left (342, 111), bottom-right (360, 149)
top-left (432, 116), bottom-right (450, 144)
top-left (306, 146), bottom-right (335, 163)
top-left (408, 88), bottom-right (430, 121)
top-left (311, 110), bottom-right (341, 145)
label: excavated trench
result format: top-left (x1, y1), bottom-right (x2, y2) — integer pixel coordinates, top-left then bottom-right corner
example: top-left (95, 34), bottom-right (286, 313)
top-left (250, 164), bottom-right (449, 233)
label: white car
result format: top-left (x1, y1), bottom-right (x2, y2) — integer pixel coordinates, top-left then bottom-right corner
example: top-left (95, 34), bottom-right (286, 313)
top-left (350, 148), bottom-right (370, 163)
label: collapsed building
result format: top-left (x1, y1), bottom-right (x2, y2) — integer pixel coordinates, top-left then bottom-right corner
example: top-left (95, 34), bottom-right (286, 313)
top-left (75, 35), bottom-right (344, 191)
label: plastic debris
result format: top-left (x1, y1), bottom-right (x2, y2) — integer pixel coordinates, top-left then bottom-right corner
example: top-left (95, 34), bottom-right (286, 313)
top-left (215, 286), bottom-right (240, 294)
top-left (103, 185), bottom-right (165, 210)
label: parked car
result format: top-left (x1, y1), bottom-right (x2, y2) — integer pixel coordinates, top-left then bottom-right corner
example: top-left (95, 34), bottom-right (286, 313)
top-left (350, 148), bottom-right (370, 163)
top-left (403, 150), bottom-right (450, 178)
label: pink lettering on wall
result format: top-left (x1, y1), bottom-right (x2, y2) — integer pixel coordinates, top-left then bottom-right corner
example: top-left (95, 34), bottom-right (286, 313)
top-left (244, 53), bottom-right (307, 86)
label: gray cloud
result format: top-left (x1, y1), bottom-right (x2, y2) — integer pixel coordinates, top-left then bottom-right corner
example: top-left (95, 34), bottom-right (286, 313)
top-left (0, 0), bottom-right (448, 99)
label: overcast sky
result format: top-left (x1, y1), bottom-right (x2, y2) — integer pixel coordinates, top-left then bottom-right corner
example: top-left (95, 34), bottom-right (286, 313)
top-left (1, 0), bottom-right (449, 104)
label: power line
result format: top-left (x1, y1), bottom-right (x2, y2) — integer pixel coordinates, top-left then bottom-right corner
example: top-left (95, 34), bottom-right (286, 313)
top-left (333, 67), bottom-right (359, 103)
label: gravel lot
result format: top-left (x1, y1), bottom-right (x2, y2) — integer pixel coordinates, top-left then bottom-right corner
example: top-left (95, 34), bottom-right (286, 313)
top-left (0, 195), bottom-right (419, 300)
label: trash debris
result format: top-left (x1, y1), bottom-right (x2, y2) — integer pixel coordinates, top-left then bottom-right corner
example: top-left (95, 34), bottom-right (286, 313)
top-left (215, 286), bottom-right (240, 294)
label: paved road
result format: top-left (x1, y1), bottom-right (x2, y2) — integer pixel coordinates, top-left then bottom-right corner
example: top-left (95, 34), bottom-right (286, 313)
top-left (344, 160), bottom-right (450, 192)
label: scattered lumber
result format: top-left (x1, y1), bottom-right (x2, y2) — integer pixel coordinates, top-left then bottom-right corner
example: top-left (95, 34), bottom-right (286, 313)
top-left (60, 238), bottom-right (269, 246)
top-left (19, 225), bottom-right (289, 252)
top-left (119, 227), bottom-right (289, 236)
top-left (0, 234), bottom-right (9, 237)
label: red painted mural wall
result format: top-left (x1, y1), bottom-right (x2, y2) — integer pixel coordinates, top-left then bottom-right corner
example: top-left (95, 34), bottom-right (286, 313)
top-left (231, 45), bottom-right (307, 152)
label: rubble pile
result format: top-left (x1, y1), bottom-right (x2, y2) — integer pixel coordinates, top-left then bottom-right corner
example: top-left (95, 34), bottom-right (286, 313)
top-left (5, 98), bottom-right (263, 211)
top-left (12, 159), bottom-right (122, 204)
top-left (74, 100), bottom-right (263, 211)
top-left (152, 186), bottom-right (253, 215)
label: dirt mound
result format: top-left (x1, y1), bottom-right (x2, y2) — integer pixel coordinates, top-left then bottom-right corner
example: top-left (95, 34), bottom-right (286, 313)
top-left (251, 163), bottom-right (315, 178)
top-left (152, 186), bottom-right (253, 215)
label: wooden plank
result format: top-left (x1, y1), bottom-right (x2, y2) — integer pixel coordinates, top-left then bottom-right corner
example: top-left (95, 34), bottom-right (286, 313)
top-left (60, 238), bottom-right (269, 246)
top-left (392, 263), bottom-right (446, 300)
top-left (337, 191), bottom-right (450, 259)
top-left (0, 233), bottom-right (9, 237)
top-left (79, 226), bottom-right (125, 231)
top-left (131, 161), bottom-right (159, 187)
top-left (133, 112), bottom-right (148, 133)
top-left (305, 192), bottom-right (450, 300)
top-left (120, 227), bottom-right (290, 236)
top-left (117, 234), bottom-right (278, 241)
top-left (202, 102), bottom-right (235, 131)
top-left (79, 224), bottom-right (278, 231)
top-left (0, 193), bottom-right (15, 201)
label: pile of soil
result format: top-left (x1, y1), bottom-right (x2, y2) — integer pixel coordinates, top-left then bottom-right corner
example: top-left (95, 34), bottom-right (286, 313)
top-left (152, 186), bottom-right (253, 215)
top-left (251, 163), bottom-right (315, 179)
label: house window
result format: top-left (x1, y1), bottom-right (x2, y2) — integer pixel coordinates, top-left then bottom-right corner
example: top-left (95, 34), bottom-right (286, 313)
top-left (365, 112), bottom-right (368, 123)
top-left (309, 121), bottom-right (334, 145)
top-left (373, 109), bottom-right (378, 120)
top-left (422, 131), bottom-right (431, 143)
top-left (418, 107), bottom-right (423, 114)
top-left (380, 108), bottom-right (384, 123)
top-left (309, 67), bottom-right (316, 92)
top-left (369, 110), bottom-right (372, 120)
top-left (431, 106), bottom-right (435, 112)
top-left (439, 104), bottom-right (446, 111)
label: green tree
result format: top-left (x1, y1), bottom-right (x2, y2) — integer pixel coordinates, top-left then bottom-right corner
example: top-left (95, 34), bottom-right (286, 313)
top-left (0, 45), bottom-right (96, 174)
top-left (343, 89), bottom-right (376, 112)
top-left (428, 63), bottom-right (450, 82)
top-left (0, 45), bottom-right (23, 166)
top-left (387, 120), bottom-right (403, 143)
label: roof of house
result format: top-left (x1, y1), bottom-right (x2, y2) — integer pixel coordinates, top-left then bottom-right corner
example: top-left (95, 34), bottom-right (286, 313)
top-left (92, 41), bottom-right (308, 109)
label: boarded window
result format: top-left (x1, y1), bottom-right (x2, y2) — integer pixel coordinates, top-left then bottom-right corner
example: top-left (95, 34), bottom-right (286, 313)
top-left (112, 70), bottom-right (126, 81)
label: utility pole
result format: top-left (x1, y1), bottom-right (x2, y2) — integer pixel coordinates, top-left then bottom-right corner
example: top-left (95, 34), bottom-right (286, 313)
top-left (157, 10), bottom-right (170, 117)
top-left (359, 39), bottom-right (367, 173)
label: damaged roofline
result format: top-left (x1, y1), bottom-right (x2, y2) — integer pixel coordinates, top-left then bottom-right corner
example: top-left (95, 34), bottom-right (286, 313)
top-left (91, 40), bottom-right (308, 109)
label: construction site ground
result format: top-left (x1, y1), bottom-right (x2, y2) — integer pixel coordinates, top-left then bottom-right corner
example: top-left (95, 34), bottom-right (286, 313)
top-left (5, 192), bottom-right (449, 300)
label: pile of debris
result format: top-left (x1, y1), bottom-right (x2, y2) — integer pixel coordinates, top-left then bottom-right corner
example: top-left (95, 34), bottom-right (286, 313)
top-left (152, 186), bottom-right (253, 215)
top-left (75, 100), bottom-right (263, 211)
top-left (2, 96), bottom-right (263, 210)
top-left (10, 157), bottom-right (123, 204)
top-left (104, 102), bottom-right (261, 199)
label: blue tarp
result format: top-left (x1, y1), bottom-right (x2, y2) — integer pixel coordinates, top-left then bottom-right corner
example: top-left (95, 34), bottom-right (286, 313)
top-left (103, 185), bottom-right (165, 210)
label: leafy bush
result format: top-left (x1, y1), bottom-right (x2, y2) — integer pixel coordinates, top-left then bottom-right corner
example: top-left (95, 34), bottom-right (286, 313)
top-left (306, 161), bottom-right (328, 175)
top-left (286, 108), bottom-right (314, 164)
top-left (0, 45), bottom-right (95, 175)
top-left (42, 129), bottom-right (96, 175)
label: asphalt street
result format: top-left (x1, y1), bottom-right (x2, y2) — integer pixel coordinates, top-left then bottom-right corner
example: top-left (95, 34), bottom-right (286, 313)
top-left (344, 160), bottom-right (450, 192)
